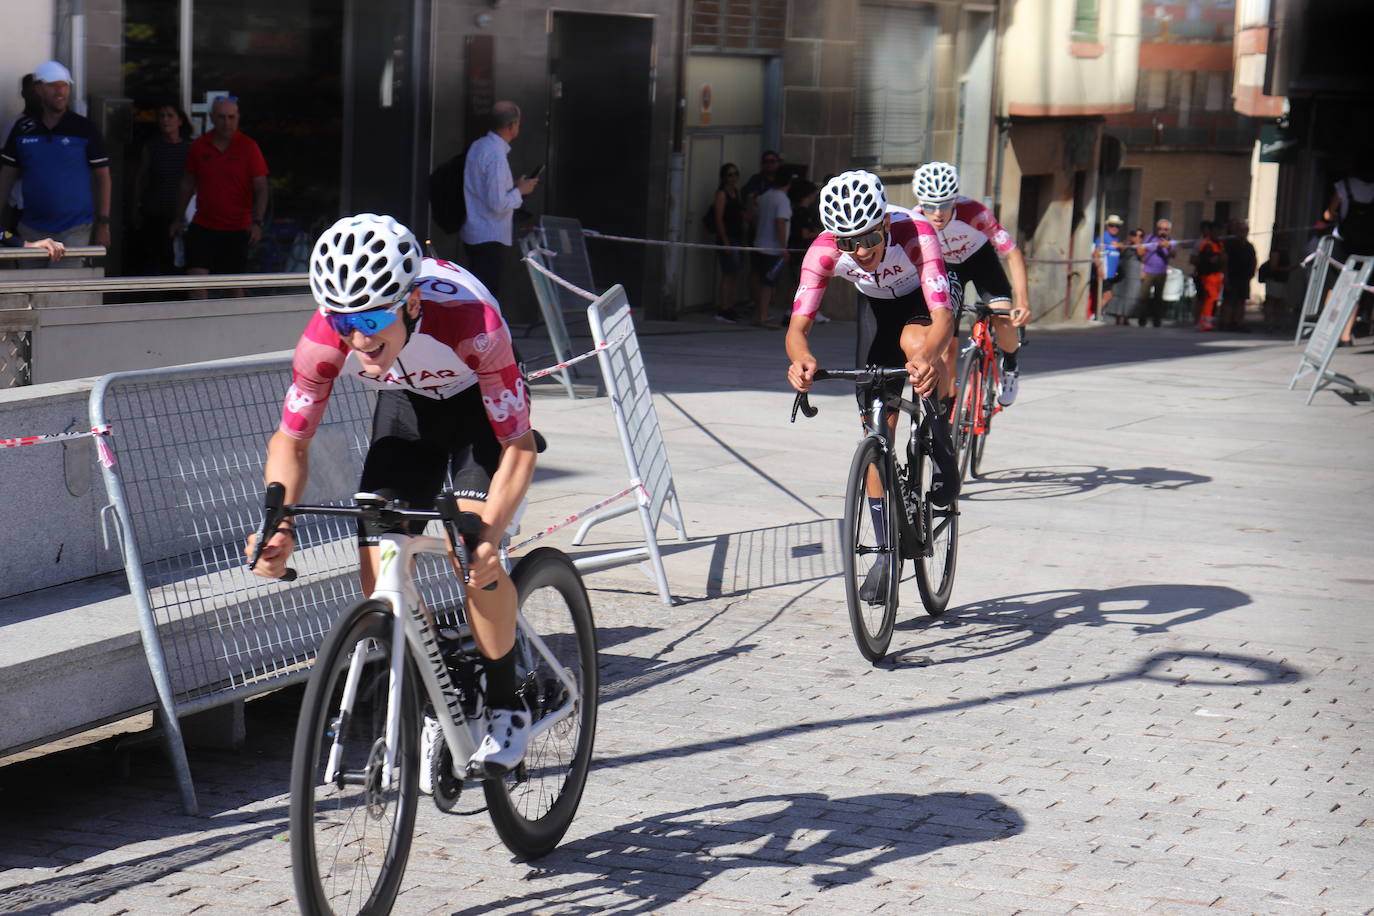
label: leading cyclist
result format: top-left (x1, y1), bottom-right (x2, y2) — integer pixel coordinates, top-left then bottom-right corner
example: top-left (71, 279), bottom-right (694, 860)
top-left (245, 213), bottom-right (538, 779)
top-left (909, 162), bottom-right (1031, 405)
top-left (785, 170), bottom-right (960, 598)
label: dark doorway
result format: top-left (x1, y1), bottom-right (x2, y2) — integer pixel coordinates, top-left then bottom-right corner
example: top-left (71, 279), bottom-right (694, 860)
top-left (342, 0), bottom-right (430, 231)
top-left (548, 12), bottom-right (654, 306)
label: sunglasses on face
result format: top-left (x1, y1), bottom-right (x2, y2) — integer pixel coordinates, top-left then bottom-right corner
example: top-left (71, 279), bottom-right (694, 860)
top-left (835, 227), bottom-right (885, 253)
top-left (325, 299), bottom-right (407, 337)
top-left (922, 201), bottom-right (956, 214)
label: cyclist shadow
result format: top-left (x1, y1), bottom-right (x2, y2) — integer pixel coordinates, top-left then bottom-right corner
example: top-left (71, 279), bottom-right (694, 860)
top-left (888, 583), bottom-right (1250, 668)
top-left (958, 464), bottom-right (1211, 500)
top-left (451, 790), bottom-right (1024, 914)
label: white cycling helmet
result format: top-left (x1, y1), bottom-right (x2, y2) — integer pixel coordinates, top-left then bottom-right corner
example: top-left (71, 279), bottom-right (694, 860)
top-left (912, 161), bottom-right (960, 206)
top-left (818, 170), bottom-right (888, 236)
top-left (310, 213), bottom-right (422, 312)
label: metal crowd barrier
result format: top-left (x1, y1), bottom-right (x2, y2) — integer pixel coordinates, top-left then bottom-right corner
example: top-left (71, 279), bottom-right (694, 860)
top-left (1288, 253), bottom-right (1374, 405)
top-left (90, 356), bottom-right (466, 813)
top-left (1294, 235), bottom-right (1337, 345)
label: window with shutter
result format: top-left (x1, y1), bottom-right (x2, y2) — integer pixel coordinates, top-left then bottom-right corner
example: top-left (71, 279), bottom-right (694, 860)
top-left (852, 3), bottom-right (937, 170)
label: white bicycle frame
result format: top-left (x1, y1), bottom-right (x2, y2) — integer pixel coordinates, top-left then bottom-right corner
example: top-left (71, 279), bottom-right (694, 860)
top-left (322, 531), bottom-right (581, 792)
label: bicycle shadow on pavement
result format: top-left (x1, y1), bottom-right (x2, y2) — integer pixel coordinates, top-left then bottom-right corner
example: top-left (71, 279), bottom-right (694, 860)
top-left (450, 790), bottom-right (1024, 915)
top-left (889, 584), bottom-right (1250, 667)
top-left (958, 464), bottom-right (1212, 501)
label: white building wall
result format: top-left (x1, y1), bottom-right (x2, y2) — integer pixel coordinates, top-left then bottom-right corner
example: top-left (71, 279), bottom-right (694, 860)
top-left (1, 2), bottom-right (56, 130)
top-left (1001, 0), bottom-right (1141, 115)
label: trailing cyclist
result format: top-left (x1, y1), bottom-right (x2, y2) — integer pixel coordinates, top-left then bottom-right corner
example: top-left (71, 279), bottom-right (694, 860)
top-left (910, 161), bottom-right (1031, 405)
top-left (784, 170), bottom-right (960, 598)
top-left (245, 213), bottom-right (538, 779)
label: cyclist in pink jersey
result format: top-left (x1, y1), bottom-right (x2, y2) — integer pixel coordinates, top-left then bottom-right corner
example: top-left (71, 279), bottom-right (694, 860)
top-left (786, 170), bottom-right (960, 516)
top-left (246, 213), bottom-right (538, 778)
top-left (912, 161), bottom-right (1031, 405)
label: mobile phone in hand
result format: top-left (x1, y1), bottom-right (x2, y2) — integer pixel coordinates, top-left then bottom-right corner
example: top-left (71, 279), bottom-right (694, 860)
top-left (528, 164), bottom-right (545, 180)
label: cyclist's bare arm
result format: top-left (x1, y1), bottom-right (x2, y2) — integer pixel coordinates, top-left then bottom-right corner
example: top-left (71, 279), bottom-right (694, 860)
top-left (786, 313), bottom-right (818, 392)
top-left (245, 430), bottom-right (312, 578)
top-left (1004, 247), bottom-right (1032, 326)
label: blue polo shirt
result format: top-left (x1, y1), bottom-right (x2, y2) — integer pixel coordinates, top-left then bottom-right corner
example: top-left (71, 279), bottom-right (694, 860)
top-left (1, 111), bottom-right (109, 234)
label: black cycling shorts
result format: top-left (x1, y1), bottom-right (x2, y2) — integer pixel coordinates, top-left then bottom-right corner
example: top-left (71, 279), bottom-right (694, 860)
top-left (947, 242), bottom-right (1012, 305)
top-left (357, 386), bottom-right (502, 544)
top-left (859, 288), bottom-right (936, 368)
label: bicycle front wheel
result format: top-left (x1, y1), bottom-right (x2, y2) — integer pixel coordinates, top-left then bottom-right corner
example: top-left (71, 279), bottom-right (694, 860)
top-left (914, 414), bottom-right (959, 615)
top-left (953, 350), bottom-right (980, 482)
top-left (969, 356), bottom-right (998, 478)
top-left (485, 548), bottom-right (599, 860)
top-left (290, 599), bottom-right (419, 916)
top-left (841, 436), bottom-right (900, 662)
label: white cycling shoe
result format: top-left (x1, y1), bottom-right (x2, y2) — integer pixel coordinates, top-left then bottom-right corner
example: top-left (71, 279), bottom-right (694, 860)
top-left (466, 705), bottom-right (531, 778)
top-left (997, 370), bottom-right (1019, 406)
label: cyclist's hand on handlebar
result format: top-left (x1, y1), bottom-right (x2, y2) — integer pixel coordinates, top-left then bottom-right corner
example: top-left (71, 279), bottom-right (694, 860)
top-left (244, 527), bottom-right (295, 579)
top-left (1009, 303), bottom-right (1032, 327)
top-left (466, 538), bottom-right (504, 592)
top-left (905, 357), bottom-right (938, 398)
top-left (788, 356), bottom-right (817, 392)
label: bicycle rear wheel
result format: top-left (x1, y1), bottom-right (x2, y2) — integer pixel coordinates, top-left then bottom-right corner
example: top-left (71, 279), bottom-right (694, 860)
top-left (914, 411), bottom-right (959, 615)
top-left (969, 357), bottom-right (998, 478)
top-left (841, 436), bottom-right (900, 662)
top-left (485, 548), bottom-right (599, 859)
top-left (291, 599), bottom-right (419, 916)
top-left (953, 351), bottom-right (981, 482)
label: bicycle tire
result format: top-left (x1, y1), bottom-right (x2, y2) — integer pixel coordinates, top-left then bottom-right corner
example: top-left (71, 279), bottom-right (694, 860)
top-left (953, 351), bottom-right (981, 482)
top-left (841, 436), bottom-right (900, 662)
top-left (970, 356), bottom-right (998, 478)
top-left (484, 547), bottom-right (599, 859)
top-left (914, 409), bottom-right (959, 615)
top-left (291, 599), bottom-right (419, 916)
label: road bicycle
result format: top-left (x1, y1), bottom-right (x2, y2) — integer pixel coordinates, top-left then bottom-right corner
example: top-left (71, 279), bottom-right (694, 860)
top-left (249, 484), bottom-right (598, 915)
top-left (952, 302), bottom-right (1019, 480)
top-left (791, 368), bottom-right (959, 662)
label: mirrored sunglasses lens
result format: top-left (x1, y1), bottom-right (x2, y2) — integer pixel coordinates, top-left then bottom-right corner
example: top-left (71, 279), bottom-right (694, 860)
top-left (328, 307), bottom-right (399, 336)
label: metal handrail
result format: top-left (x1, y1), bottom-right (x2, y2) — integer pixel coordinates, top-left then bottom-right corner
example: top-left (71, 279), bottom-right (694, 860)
top-left (0, 272), bottom-right (309, 295)
top-left (0, 246), bottom-right (106, 260)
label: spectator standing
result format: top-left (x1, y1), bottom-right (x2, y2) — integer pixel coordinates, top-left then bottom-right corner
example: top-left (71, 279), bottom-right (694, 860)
top-left (1138, 218), bottom-right (1176, 327)
top-left (1322, 155), bottom-right (1374, 345)
top-left (460, 100), bottom-right (539, 299)
top-left (741, 150), bottom-right (782, 237)
top-left (0, 61), bottom-right (111, 255)
top-left (749, 171), bottom-right (792, 329)
top-left (171, 97), bottom-right (269, 297)
top-left (1219, 218), bottom-right (1257, 332)
top-left (710, 162), bottom-right (746, 323)
top-left (1103, 228), bottom-right (1145, 325)
top-left (1092, 214), bottom-right (1125, 318)
top-left (130, 101), bottom-right (190, 275)
top-left (1191, 220), bottom-right (1225, 331)
top-left (2, 74), bottom-right (42, 233)
top-left (1258, 243), bottom-right (1294, 333)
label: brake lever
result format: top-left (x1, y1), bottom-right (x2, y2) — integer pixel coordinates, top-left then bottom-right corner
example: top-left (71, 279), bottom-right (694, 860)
top-left (249, 482), bottom-right (298, 582)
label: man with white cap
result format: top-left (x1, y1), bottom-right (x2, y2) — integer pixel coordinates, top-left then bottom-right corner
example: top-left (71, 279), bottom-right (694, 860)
top-left (0, 61), bottom-right (111, 256)
top-left (1093, 214), bottom-right (1126, 317)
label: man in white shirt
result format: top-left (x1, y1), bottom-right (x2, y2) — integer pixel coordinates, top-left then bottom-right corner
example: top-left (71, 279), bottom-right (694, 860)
top-left (460, 101), bottom-right (539, 298)
top-left (749, 171), bottom-right (792, 328)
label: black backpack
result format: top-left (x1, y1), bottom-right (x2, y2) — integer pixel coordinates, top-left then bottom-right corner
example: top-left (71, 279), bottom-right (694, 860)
top-left (428, 152), bottom-right (467, 234)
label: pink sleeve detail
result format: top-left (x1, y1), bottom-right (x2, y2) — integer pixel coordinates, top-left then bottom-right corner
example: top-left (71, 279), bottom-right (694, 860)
top-left (908, 223), bottom-right (952, 310)
top-left (790, 235), bottom-right (838, 319)
top-left (451, 304), bottom-right (532, 441)
top-left (963, 201), bottom-right (1016, 255)
top-left (278, 312), bottom-right (348, 439)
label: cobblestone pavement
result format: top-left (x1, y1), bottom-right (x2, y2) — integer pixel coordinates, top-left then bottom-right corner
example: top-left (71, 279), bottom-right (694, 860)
top-left (1, 322), bottom-right (1371, 915)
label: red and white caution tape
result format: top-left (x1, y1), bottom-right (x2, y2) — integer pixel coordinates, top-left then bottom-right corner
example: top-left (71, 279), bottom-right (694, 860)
top-left (509, 481), bottom-right (649, 552)
top-left (1, 424), bottom-right (116, 467)
top-left (521, 252), bottom-right (598, 301)
top-left (526, 331), bottom-right (630, 381)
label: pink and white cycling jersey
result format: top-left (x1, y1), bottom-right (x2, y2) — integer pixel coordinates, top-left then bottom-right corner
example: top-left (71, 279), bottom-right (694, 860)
top-left (791, 208), bottom-right (951, 319)
top-left (278, 257), bottom-right (530, 442)
top-left (907, 198), bottom-right (1016, 265)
